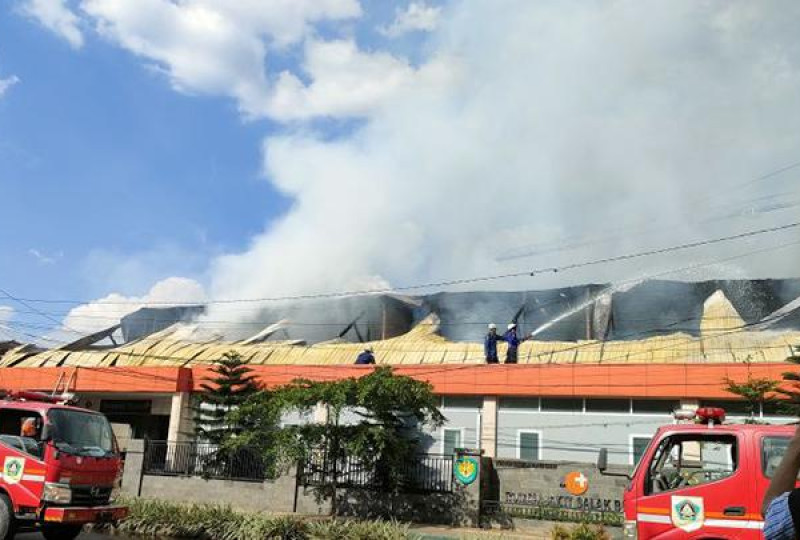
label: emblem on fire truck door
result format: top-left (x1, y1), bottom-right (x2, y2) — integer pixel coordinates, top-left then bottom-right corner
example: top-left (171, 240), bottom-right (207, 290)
top-left (3, 457), bottom-right (25, 485)
top-left (671, 496), bottom-right (704, 532)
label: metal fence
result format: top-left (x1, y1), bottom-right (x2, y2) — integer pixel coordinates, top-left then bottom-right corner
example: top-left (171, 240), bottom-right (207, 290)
top-left (143, 441), bottom-right (454, 493)
top-left (143, 440), bottom-right (268, 482)
top-left (300, 452), bottom-right (454, 493)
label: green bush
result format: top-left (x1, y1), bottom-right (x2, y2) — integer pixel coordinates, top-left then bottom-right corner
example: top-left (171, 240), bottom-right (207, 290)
top-left (550, 522), bottom-right (610, 540)
top-left (108, 498), bottom-right (417, 539)
top-left (308, 518), bottom-right (415, 540)
top-left (550, 524), bottom-right (571, 540)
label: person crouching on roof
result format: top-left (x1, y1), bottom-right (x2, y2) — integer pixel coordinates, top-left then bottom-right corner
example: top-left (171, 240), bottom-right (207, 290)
top-left (484, 323), bottom-right (502, 364)
top-left (355, 347), bottom-right (376, 365)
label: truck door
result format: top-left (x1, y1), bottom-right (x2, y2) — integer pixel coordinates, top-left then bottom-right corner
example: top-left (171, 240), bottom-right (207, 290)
top-left (0, 408), bottom-right (47, 508)
top-left (636, 432), bottom-right (758, 539)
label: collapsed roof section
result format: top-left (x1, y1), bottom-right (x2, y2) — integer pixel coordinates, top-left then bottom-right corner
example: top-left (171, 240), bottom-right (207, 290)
top-left (0, 281), bottom-right (798, 368)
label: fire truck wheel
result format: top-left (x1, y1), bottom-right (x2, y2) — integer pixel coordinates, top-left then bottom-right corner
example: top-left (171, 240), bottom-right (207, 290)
top-left (0, 493), bottom-right (14, 540)
top-left (41, 523), bottom-right (83, 540)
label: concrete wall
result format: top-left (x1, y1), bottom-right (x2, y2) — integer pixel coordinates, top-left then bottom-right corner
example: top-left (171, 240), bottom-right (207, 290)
top-left (496, 399), bottom-right (670, 465)
top-left (494, 461), bottom-right (630, 509)
top-left (422, 397), bottom-right (482, 454)
top-left (140, 473), bottom-right (297, 513)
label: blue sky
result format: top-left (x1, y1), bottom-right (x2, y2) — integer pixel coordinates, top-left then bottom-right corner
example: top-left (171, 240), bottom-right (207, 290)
top-left (0, 0), bottom-right (447, 339)
top-left (1, 1), bottom-right (799, 342)
top-left (0, 6), bottom-right (288, 301)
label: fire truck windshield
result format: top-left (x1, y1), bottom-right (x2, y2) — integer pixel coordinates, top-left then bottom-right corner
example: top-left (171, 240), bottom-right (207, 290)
top-left (47, 409), bottom-right (115, 457)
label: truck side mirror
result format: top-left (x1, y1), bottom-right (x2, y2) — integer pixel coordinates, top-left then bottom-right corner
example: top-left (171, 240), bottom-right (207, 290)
top-left (597, 447), bottom-right (632, 479)
top-left (597, 448), bottom-right (608, 472)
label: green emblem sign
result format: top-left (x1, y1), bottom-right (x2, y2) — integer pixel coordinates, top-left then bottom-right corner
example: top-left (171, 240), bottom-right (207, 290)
top-left (3, 457), bottom-right (25, 485)
top-left (454, 456), bottom-right (479, 485)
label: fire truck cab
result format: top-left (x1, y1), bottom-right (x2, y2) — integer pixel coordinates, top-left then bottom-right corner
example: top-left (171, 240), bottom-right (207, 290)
top-left (0, 391), bottom-right (127, 540)
top-left (599, 407), bottom-right (796, 539)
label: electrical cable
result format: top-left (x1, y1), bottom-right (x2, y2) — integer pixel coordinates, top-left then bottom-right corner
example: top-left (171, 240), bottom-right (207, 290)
top-left (3, 220), bottom-right (799, 307)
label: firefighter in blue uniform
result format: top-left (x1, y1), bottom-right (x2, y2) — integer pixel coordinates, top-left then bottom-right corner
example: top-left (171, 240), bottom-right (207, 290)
top-left (355, 347), bottom-right (376, 365)
top-left (484, 323), bottom-right (502, 364)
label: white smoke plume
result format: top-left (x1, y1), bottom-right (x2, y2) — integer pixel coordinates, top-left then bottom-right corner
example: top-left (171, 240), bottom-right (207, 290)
top-left (31, 1), bottom-right (800, 331)
top-left (206, 1), bottom-right (800, 323)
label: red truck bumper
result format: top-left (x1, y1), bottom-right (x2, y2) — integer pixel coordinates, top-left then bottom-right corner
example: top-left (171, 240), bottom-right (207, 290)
top-left (43, 505), bottom-right (128, 524)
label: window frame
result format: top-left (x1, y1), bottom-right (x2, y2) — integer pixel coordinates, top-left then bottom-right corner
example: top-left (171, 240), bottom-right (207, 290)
top-left (442, 427), bottom-right (465, 455)
top-left (516, 429), bottom-right (542, 461)
top-left (630, 434), bottom-right (653, 467)
top-left (644, 433), bottom-right (739, 496)
top-left (762, 435), bottom-right (792, 479)
top-left (0, 407), bottom-right (45, 458)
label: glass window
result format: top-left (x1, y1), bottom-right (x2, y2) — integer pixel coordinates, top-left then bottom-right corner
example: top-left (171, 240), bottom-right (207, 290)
top-left (762, 401), bottom-right (792, 417)
top-left (633, 400), bottom-right (679, 415)
top-left (763, 436), bottom-right (792, 478)
top-left (700, 400), bottom-right (751, 416)
top-left (499, 398), bottom-right (540, 410)
top-left (541, 398), bottom-right (582, 412)
top-left (443, 429), bottom-right (462, 455)
top-left (585, 399), bottom-right (630, 413)
top-left (632, 436), bottom-right (652, 466)
top-left (442, 397), bottom-right (482, 410)
top-left (0, 408), bottom-right (44, 458)
top-left (519, 431), bottom-right (540, 461)
top-left (646, 435), bottom-right (737, 495)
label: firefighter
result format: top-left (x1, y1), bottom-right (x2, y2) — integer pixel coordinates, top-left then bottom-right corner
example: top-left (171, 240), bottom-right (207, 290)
top-left (502, 323), bottom-right (532, 364)
top-left (355, 347), bottom-right (376, 365)
top-left (484, 323), bottom-right (502, 364)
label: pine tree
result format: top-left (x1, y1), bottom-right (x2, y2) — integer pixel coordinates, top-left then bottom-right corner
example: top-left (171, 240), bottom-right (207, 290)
top-left (194, 352), bottom-right (260, 445)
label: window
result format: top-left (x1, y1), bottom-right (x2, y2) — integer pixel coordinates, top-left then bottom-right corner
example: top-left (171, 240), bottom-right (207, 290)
top-left (633, 400), bottom-right (680, 415)
top-left (763, 436), bottom-right (793, 478)
top-left (700, 400), bottom-right (750, 416)
top-left (631, 436), bottom-right (652, 466)
top-left (585, 399), bottom-right (630, 413)
top-left (0, 408), bottom-right (44, 458)
top-left (645, 435), bottom-right (737, 495)
top-left (443, 429), bottom-right (462, 455)
top-left (499, 398), bottom-right (540, 410)
top-left (518, 431), bottom-right (540, 461)
top-left (442, 397), bottom-right (482, 410)
top-left (762, 401), bottom-right (790, 417)
top-left (541, 398), bottom-right (582, 413)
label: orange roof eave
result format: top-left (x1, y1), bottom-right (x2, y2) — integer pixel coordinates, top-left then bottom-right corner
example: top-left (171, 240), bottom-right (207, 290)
top-left (0, 363), bottom-right (791, 400)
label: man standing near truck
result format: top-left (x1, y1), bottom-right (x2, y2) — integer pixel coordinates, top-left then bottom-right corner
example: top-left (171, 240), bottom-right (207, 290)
top-left (763, 424), bottom-right (800, 539)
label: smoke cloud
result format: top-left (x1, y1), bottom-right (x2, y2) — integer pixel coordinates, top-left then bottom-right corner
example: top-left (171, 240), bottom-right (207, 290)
top-left (205, 1), bottom-right (800, 324)
top-left (45, 1), bottom-right (800, 334)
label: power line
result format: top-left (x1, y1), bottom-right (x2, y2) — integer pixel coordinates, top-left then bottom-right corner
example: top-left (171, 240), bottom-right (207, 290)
top-left (3, 220), bottom-right (799, 307)
top-left (497, 159), bottom-right (800, 261)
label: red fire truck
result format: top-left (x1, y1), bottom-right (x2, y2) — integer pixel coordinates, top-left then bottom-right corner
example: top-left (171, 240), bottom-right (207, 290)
top-left (599, 407), bottom-right (796, 539)
top-left (0, 391), bottom-right (127, 540)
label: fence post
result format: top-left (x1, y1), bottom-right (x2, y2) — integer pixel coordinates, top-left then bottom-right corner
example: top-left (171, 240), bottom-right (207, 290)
top-left (122, 439), bottom-right (146, 498)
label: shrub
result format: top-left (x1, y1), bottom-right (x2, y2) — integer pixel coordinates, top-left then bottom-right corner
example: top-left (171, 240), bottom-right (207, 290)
top-left (550, 524), bottom-right (571, 540)
top-left (308, 518), bottom-right (416, 540)
top-left (550, 523), bottom-right (610, 540)
top-left (106, 498), bottom-right (417, 539)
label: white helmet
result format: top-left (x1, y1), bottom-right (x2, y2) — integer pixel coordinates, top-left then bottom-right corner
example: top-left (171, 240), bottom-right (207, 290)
top-left (488, 323), bottom-right (497, 330)
top-left (508, 323), bottom-right (517, 330)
